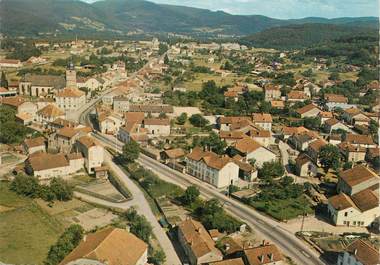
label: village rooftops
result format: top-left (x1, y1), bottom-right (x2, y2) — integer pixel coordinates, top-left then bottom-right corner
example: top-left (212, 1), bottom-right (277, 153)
top-left (209, 258), bottom-right (245, 265)
top-left (346, 239), bottom-right (380, 265)
top-left (21, 73), bottom-right (65, 89)
top-left (339, 165), bottom-right (379, 188)
top-left (232, 137), bottom-right (262, 154)
top-left (344, 107), bottom-right (362, 116)
top-left (244, 243), bottom-right (283, 265)
top-left (0, 59), bottom-right (21, 64)
top-left (37, 104), bottom-right (64, 118)
top-left (296, 103), bottom-right (320, 115)
top-left (218, 116), bottom-right (251, 125)
top-left (24, 137), bottom-right (45, 148)
top-left (143, 118), bottom-right (170, 126)
top-left (129, 104), bottom-right (173, 113)
top-left (281, 126), bottom-right (309, 136)
top-left (178, 219), bottom-right (221, 259)
top-left (338, 142), bottom-right (366, 153)
top-left (124, 112), bottom-right (144, 123)
top-left (287, 90), bottom-right (306, 100)
top-left (59, 227), bottom-right (148, 265)
top-left (27, 152), bottom-right (69, 171)
top-left (219, 130), bottom-right (247, 140)
top-left (295, 153), bottom-right (313, 167)
top-left (318, 111), bottom-right (333, 119)
top-left (252, 113), bottom-right (272, 123)
top-left (187, 147), bottom-right (233, 170)
top-left (264, 84), bottom-right (280, 91)
top-left (1, 96), bottom-right (25, 107)
top-left (329, 193), bottom-right (355, 210)
top-left (308, 138), bottom-right (328, 152)
top-left (325, 93), bottom-right (348, 103)
top-left (345, 134), bottom-right (374, 146)
top-left (77, 136), bottom-right (97, 148)
top-left (329, 189), bottom-right (379, 213)
top-left (56, 88), bottom-right (85, 98)
top-left (161, 148), bottom-right (185, 159)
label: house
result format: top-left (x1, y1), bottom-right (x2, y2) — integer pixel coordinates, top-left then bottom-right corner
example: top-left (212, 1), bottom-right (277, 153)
top-left (337, 239), bottom-right (380, 265)
top-left (59, 227), bottom-right (148, 265)
top-left (76, 136), bottom-right (104, 174)
top-left (338, 142), bottom-right (366, 163)
top-left (23, 137), bottom-right (46, 155)
top-left (345, 134), bottom-right (376, 148)
top-left (0, 87), bottom-right (17, 97)
top-left (296, 104), bottom-right (321, 118)
top-left (329, 134), bottom-right (342, 145)
top-left (178, 219), bottom-right (223, 265)
top-left (0, 59), bottom-right (23, 68)
top-left (99, 113), bottom-right (125, 135)
top-left (231, 137), bottom-right (276, 167)
top-left (218, 116), bottom-right (251, 131)
top-left (186, 147), bottom-right (239, 188)
top-left (244, 243), bottom-right (285, 265)
top-left (233, 158), bottom-right (258, 182)
top-left (295, 153), bottom-right (318, 177)
top-left (160, 148), bottom-right (186, 164)
top-left (210, 258), bottom-right (245, 265)
top-left (25, 152), bottom-right (83, 181)
top-left (342, 108), bottom-right (371, 126)
top-left (337, 165), bottom-right (379, 196)
top-left (77, 77), bottom-right (104, 91)
top-left (118, 122), bottom-right (148, 145)
top-left (323, 118), bottom-right (350, 134)
top-left (224, 90), bottom-right (239, 102)
top-left (264, 84), bottom-right (281, 101)
top-left (324, 93), bottom-right (354, 110)
top-left (318, 111), bottom-right (333, 123)
top-left (288, 131), bottom-right (317, 151)
top-left (36, 104), bottom-right (65, 125)
top-left (49, 126), bottom-right (91, 153)
top-left (327, 188), bottom-right (379, 227)
top-left (124, 112), bottom-right (145, 125)
top-left (19, 74), bottom-right (65, 96)
top-left (55, 88), bottom-right (86, 112)
top-left (252, 113), bottom-right (272, 131)
top-left (286, 90), bottom-right (307, 104)
top-left (306, 138), bottom-right (327, 164)
top-left (1, 96), bottom-right (37, 117)
top-left (270, 100), bottom-right (285, 109)
top-left (219, 131), bottom-right (246, 145)
top-left (246, 128), bottom-right (272, 147)
top-left (113, 95), bottom-right (130, 113)
top-left (129, 104), bottom-right (174, 117)
top-left (280, 126), bottom-right (309, 140)
top-left (143, 118), bottom-right (170, 137)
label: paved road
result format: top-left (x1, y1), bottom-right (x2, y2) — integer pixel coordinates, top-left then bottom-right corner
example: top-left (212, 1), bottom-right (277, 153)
top-left (76, 151), bottom-right (181, 265)
top-left (92, 132), bottom-right (326, 265)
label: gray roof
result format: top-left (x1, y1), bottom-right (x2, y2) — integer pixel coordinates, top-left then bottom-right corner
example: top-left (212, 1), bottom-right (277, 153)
top-left (21, 74), bottom-right (65, 89)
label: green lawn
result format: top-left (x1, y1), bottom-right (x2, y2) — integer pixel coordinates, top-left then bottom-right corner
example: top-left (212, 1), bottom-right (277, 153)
top-left (250, 195), bottom-right (313, 221)
top-left (0, 182), bottom-right (64, 265)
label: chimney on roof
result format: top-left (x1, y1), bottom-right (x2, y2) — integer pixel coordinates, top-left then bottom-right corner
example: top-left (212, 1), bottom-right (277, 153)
top-left (262, 240), bottom-right (266, 246)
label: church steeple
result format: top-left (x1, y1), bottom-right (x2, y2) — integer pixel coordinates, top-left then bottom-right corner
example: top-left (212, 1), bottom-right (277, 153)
top-left (66, 61), bottom-right (77, 89)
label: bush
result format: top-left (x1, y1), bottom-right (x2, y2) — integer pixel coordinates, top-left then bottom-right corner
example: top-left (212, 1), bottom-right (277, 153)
top-left (44, 225), bottom-right (84, 265)
top-left (122, 140), bottom-right (140, 163)
top-left (124, 208), bottom-right (153, 243)
top-left (10, 174), bottom-right (40, 198)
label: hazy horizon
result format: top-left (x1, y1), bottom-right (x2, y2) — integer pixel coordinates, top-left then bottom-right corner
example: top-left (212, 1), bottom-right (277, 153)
top-left (81, 0), bottom-right (379, 19)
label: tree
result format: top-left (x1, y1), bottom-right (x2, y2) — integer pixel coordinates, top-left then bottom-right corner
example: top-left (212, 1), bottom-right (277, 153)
top-left (329, 72), bottom-right (340, 81)
top-left (200, 132), bottom-right (226, 154)
top-left (176, 112), bottom-right (187, 125)
top-left (158, 43), bottom-right (168, 55)
top-left (303, 117), bottom-right (321, 130)
top-left (1, 71), bottom-right (8, 88)
top-left (182, 185), bottom-right (200, 205)
top-left (258, 161), bottom-right (285, 182)
top-left (124, 208), bottom-right (153, 243)
top-left (122, 140), bottom-right (140, 163)
top-left (44, 225), bottom-right (84, 265)
top-left (149, 250), bottom-right (166, 265)
top-left (163, 54), bottom-right (169, 65)
top-left (158, 112), bottom-right (167, 119)
top-left (222, 61), bottom-right (233, 71)
top-left (189, 114), bottom-right (209, 127)
top-left (10, 174), bottom-right (40, 198)
top-left (319, 144), bottom-right (341, 171)
top-left (49, 178), bottom-right (73, 201)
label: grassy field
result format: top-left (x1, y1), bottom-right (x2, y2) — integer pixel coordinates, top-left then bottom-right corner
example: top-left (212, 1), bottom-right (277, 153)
top-left (250, 195), bottom-right (314, 221)
top-left (181, 72), bottom-right (243, 91)
top-left (0, 182), bottom-right (64, 265)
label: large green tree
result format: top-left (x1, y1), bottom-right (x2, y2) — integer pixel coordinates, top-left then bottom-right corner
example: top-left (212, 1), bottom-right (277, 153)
top-left (122, 140), bottom-right (140, 163)
top-left (181, 185), bottom-right (200, 205)
top-left (319, 144), bottom-right (341, 171)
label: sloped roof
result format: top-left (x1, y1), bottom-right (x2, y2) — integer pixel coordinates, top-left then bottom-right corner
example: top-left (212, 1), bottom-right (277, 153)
top-left (339, 165), bottom-right (379, 188)
top-left (252, 113), bottom-right (272, 123)
top-left (329, 193), bottom-right (355, 211)
top-left (346, 134), bottom-right (374, 145)
top-left (187, 147), bottom-right (233, 170)
top-left (21, 73), bottom-right (65, 89)
top-left (37, 104), bottom-right (64, 118)
top-left (233, 138), bottom-right (262, 154)
top-left (351, 189), bottom-right (379, 212)
top-left (24, 137), bottom-right (45, 148)
top-left (28, 152), bottom-right (69, 171)
top-left (297, 104), bottom-right (320, 115)
top-left (210, 258), bottom-right (245, 265)
top-left (346, 239), bottom-right (380, 265)
top-left (60, 227), bottom-right (148, 265)
top-left (56, 88), bottom-right (85, 98)
top-left (178, 219), bottom-right (222, 259)
top-left (244, 244), bottom-right (283, 265)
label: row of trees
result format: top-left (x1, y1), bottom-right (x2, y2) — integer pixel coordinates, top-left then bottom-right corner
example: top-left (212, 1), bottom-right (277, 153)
top-left (10, 175), bottom-right (73, 202)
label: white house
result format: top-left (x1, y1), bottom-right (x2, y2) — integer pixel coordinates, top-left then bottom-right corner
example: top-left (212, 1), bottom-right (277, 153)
top-left (76, 136), bottom-right (104, 174)
top-left (99, 113), bottom-right (125, 135)
top-left (36, 104), bottom-right (65, 126)
top-left (186, 147), bottom-right (239, 188)
top-left (252, 113), bottom-right (272, 131)
top-left (231, 137), bottom-right (276, 167)
top-left (143, 118), bottom-right (171, 137)
top-left (23, 137), bottom-right (46, 155)
top-left (55, 88), bottom-right (86, 112)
